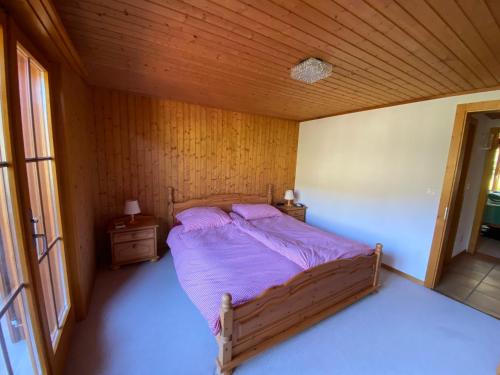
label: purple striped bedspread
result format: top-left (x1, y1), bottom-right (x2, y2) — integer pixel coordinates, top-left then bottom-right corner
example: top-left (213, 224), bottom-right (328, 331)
top-left (167, 215), bottom-right (372, 335)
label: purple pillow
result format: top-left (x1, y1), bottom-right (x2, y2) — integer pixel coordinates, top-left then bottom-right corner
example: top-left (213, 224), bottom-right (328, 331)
top-left (232, 204), bottom-right (282, 220)
top-left (176, 207), bottom-right (231, 232)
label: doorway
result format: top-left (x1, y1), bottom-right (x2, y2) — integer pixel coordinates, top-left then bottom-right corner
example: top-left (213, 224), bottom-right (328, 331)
top-left (469, 122), bottom-right (500, 260)
top-left (426, 103), bottom-right (500, 318)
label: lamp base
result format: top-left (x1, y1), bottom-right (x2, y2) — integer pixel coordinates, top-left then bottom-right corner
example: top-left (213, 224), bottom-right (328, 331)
top-left (286, 199), bottom-right (293, 207)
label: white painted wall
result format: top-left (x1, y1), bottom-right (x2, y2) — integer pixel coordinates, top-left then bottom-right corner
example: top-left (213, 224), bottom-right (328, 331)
top-left (295, 90), bottom-right (500, 281)
top-left (452, 115), bottom-right (500, 256)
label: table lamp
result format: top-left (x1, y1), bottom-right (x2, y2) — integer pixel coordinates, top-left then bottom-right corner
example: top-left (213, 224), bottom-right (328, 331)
top-left (284, 190), bottom-right (295, 207)
top-left (124, 200), bottom-right (141, 223)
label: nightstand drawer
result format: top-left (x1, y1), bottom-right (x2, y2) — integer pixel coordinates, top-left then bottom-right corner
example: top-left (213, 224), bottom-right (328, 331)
top-left (289, 212), bottom-right (305, 221)
top-left (113, 228), bottom-right (155, 243)
top-left (113, 239), bottom-right (155, 263)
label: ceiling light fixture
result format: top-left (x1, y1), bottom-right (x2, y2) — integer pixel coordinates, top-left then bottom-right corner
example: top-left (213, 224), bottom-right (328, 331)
top-left (290, 58), bottom-right (333, 84)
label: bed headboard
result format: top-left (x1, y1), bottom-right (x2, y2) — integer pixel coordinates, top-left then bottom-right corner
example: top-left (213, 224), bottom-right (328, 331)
top-left (166, 184), bottom-right (273, 229)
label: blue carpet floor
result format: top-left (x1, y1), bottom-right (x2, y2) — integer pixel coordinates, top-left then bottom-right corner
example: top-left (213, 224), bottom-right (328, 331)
top-left (65, 253), bottom-right (500, 375)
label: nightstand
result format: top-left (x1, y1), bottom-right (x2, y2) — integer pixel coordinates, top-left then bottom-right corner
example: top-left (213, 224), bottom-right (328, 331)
top-left (275, 204), bottom-right (307, 222)
top-left (108, 215), bottom-right (159, 269)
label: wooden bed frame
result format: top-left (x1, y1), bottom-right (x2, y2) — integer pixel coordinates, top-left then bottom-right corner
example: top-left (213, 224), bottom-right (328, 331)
top-left (167, 185), bottom-right (382, 375)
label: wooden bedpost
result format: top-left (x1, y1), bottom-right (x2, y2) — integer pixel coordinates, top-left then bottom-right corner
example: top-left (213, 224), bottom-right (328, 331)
top-left (266, 184), bottom-right (273, 204)
top-left (373, 243), bottom-right (383, 288)
top-left (167, 187), bottom-right (174, 230)
top-left (216, 293), bottom-right (234, 375)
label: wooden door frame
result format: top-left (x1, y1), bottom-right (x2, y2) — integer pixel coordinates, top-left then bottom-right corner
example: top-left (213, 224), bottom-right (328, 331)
top-left (5, 15), bottom-right (76, 374)
top-left (468, 127), bottom-right (500, 255)
top-left (442, 117), bottom-right (477, 265)
top-left (0, 12), bottom-right (53, 373)
top-left (425, 100), bottom-right (500, 288)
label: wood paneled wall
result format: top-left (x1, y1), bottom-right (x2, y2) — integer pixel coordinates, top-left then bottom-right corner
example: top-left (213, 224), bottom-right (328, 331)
top-left (57, 64), bottom-right (97, 320)
top-left (92, 87), bottom-right (299, 244)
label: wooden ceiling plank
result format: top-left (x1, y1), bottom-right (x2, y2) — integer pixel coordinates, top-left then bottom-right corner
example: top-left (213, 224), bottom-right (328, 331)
top-left (177, 0), bottom-right (417, 99)
top-left (203, 0), bottom-right (425, 98)
top-left (77, 42), bottom-right (380, 110)
top-left (57, 1), bottom-right (410, 106)
top-left (426, 0), bottom-right (500, 82)
top-left (64, 18), bottom-right (385, 109)
top-left (394, 0), bottom-right (497, 86)
top-left (126, 0), bottom-right (417, 99)
top-left (145, 0), bottom-right (396, 100)
top-left (58, 6), bottom-right (364, 105)
top-left (51, 0), bottom-right (500, 119)
top-left (87, 64), bottom-right (325, 120)
top-left (272, 0), bottom-right (455, 93)
top-left (485, 0), bottom-right (500, 29)
top-left (59, 3), bottom-right (409, 104)
top-left (235, 0), bottom-right (439, 97)
top-left (307, 0), bottom-right (474, 91)
top-left (81, 51), bottom-right (360, 111)
top-left (456, 0), bottom-right (500, 69)
top-left (364, 0), bottom-right (487, 89)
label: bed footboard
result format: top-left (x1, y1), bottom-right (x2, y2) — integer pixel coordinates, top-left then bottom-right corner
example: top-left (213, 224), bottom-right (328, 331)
top-left (216, 244), bottom-right (383, 374)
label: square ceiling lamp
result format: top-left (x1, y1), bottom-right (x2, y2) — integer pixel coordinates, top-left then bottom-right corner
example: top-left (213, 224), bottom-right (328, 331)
top-left (290, 58), bottom-right (333, 84)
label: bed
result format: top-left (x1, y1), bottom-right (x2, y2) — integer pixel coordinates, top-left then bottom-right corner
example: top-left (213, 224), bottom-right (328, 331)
top-left (166, 185), bottom-right (382, 374)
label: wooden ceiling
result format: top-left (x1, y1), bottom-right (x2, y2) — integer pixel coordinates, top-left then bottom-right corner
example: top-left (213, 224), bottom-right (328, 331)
top-left (54, 0), bottom-right (500, 121)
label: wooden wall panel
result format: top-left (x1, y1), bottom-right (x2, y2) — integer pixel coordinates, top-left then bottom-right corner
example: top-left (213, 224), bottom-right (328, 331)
top-left (93, 87), bottom-right (299, 246)
top-left (57, 64), bottom-right (97, 320)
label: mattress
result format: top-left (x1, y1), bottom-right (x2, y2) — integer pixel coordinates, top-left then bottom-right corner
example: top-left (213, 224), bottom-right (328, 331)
top-left (167, 223), bottom-right (302, 335)
top-left (167, 212), bottom-right (373, 335)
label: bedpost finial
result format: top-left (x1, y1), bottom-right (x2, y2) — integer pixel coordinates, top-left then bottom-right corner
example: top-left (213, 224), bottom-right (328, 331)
top-left (267, 184), bottom-right (273, 204)
top-left (375, 243), bottom-right (383, 252)
top-left (221, 293), bottom-right (232, 311)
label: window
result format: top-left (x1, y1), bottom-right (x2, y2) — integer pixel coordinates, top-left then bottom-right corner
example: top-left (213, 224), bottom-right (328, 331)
top-left (17, 45), bottom-right (70, 347)
top-left (0, 30), bottom-right (41, 374)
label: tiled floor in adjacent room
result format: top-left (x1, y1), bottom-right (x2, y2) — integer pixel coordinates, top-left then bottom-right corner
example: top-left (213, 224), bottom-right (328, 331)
top-left (436, 253), bottom-right (500, 319)
top-left (477, 236), bottom-right (500, 259)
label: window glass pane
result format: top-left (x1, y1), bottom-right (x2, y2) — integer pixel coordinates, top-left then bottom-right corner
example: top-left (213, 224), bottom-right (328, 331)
top-left (25, 163), bottom-right (45, 257)
top-left (39, 257), bottom-right (57, 339)
top-left (16, 48), bottom-right (36, 159)
top-left (29, 61), bottom-right (51, 158)
top-left (39, 160), bottom-right (59, 245)
top-left (0, 167), bottom-right (21, 299)
top-left (1, 291), bottom-right (41, 374)
top-left (50, 242), bottom-right (67, 322)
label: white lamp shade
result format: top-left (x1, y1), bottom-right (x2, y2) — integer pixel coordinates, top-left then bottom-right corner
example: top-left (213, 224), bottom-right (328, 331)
top-left (284, 190), bottom-right (295, 201)
top-left (124, 200), bottom-right (141, 215)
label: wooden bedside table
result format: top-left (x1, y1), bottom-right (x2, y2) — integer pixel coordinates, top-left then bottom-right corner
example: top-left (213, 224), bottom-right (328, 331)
top-left (108, 215), bottom-right (159, 269)
top-left (275, 204), bottom-right (307, 222)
